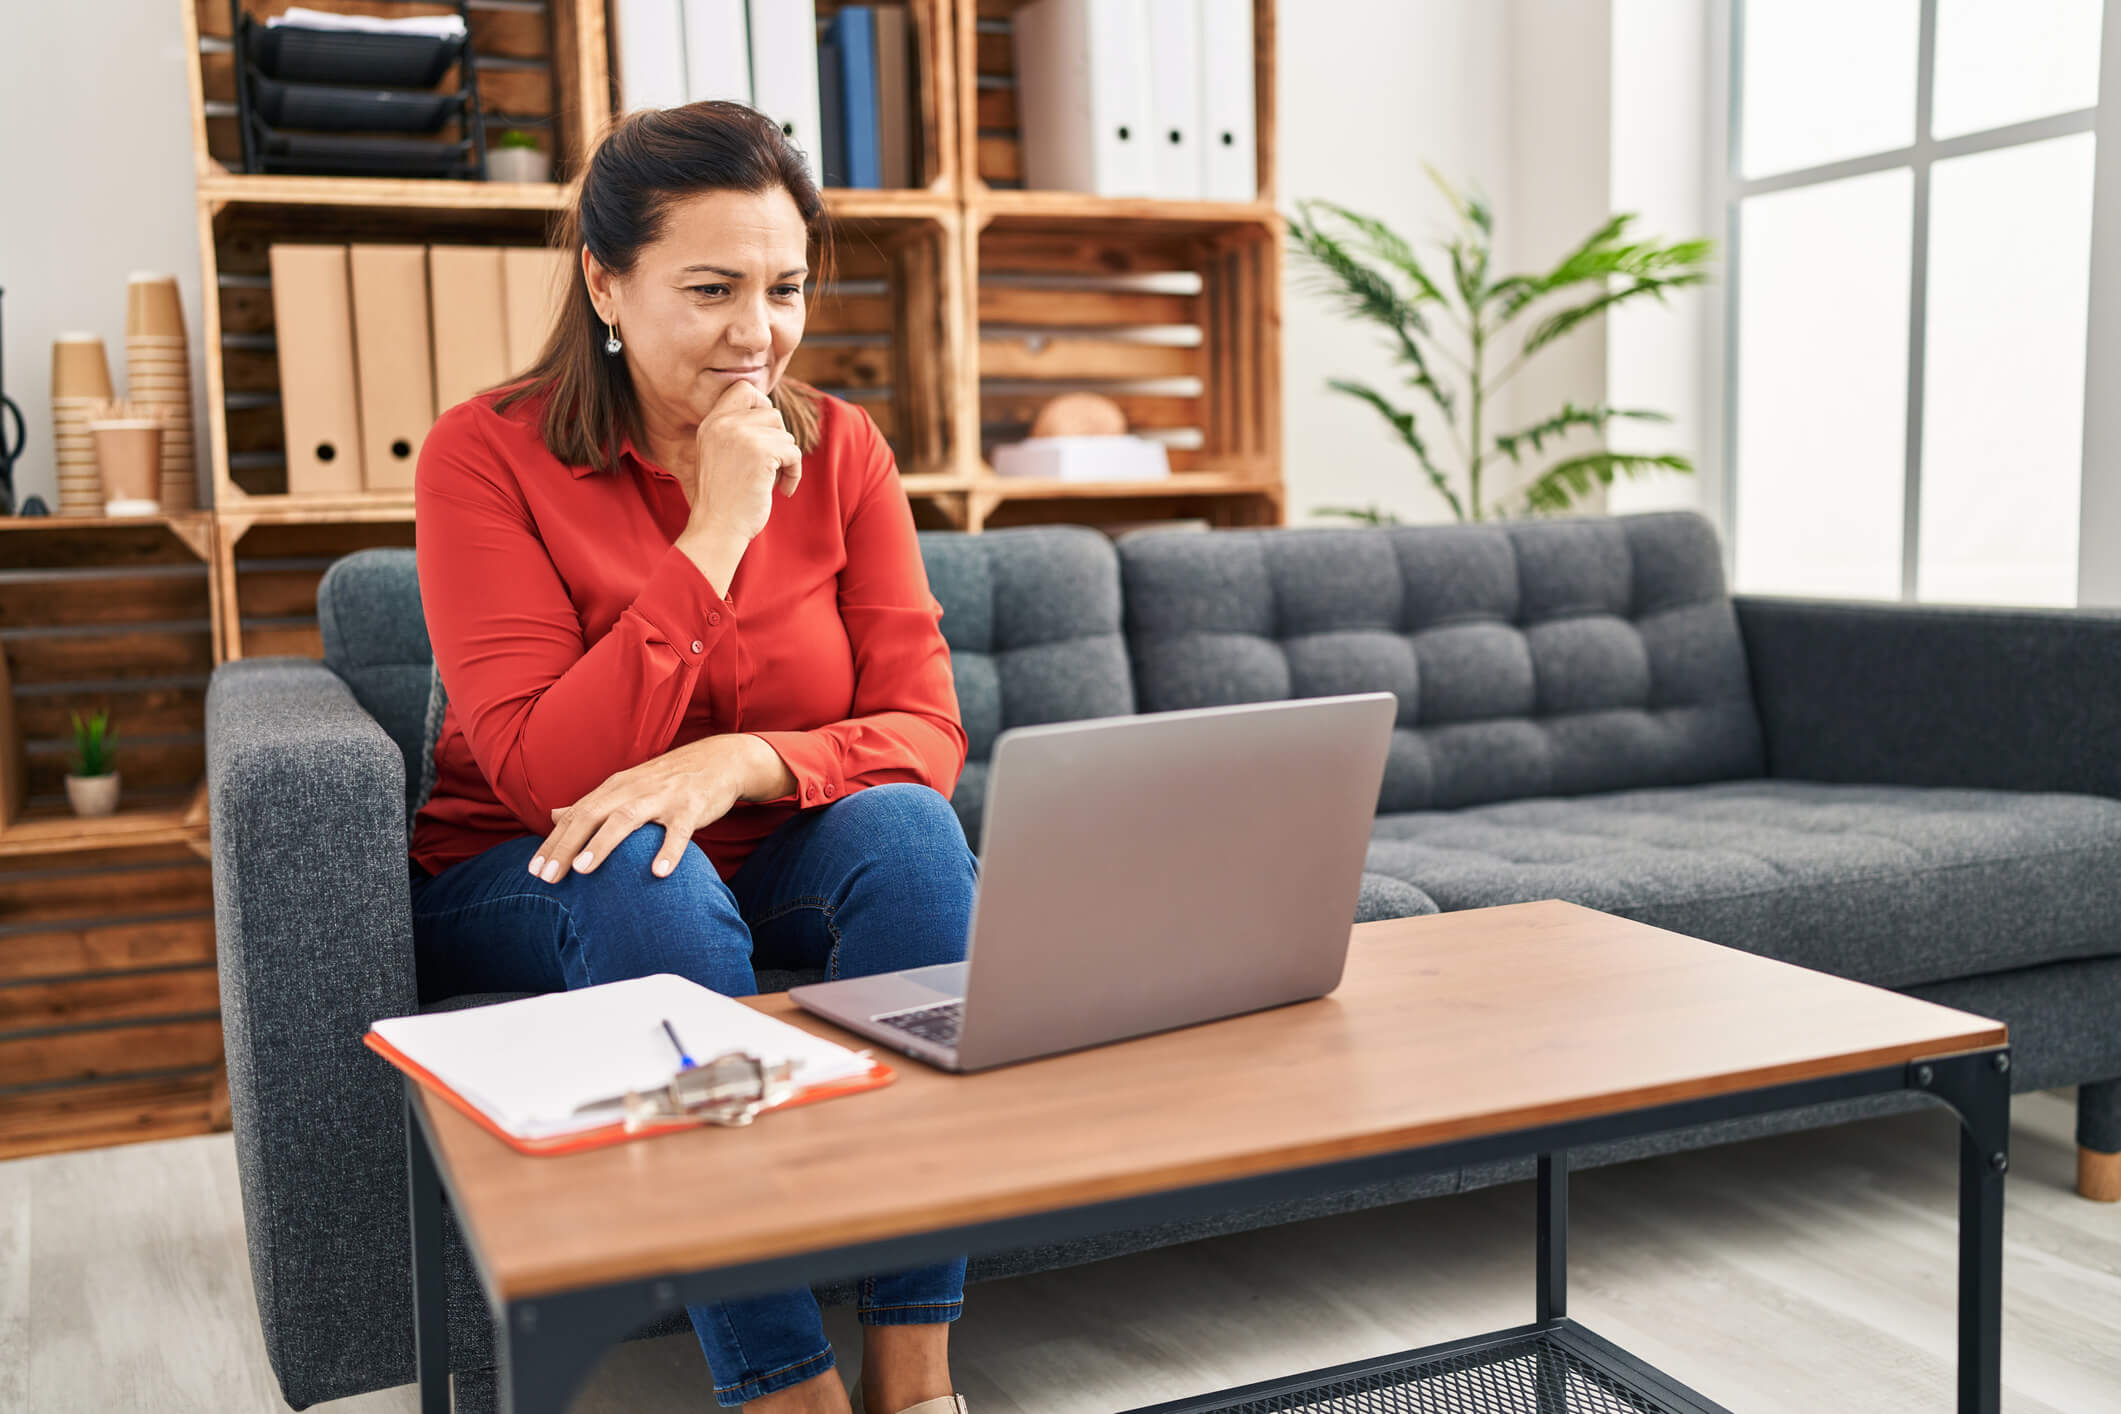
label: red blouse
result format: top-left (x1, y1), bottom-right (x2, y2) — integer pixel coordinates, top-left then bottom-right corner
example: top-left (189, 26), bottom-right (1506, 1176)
top-left (408, 385), bottom-right (967, 881)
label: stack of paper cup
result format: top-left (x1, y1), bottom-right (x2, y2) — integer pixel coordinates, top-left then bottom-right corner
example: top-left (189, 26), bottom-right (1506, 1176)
top-left (125, 273), bottom-right (196, 511)
top-left (52, 334), bottom-right (116, 516)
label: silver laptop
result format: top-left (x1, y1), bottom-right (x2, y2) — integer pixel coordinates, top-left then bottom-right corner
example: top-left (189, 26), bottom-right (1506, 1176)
top-left (788, 692), bottom-right (1396, 1071)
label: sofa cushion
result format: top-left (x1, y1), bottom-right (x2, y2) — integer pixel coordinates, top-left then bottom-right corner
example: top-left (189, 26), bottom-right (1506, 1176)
top-left (1364, 781), bottom-right (2121, 987)
top-left (1119, 512), bottom-right (1765, 812)
top-left (918, 525), bottom-right (1135, 846)
top-left (317, 548), bottom-right (432, 835)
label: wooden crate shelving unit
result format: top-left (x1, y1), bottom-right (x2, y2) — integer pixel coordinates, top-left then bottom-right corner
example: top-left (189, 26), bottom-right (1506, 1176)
top-left (0, 516), bottom-right (223, 1161)
top-left (0, 0), bottom-right (1280, 1160)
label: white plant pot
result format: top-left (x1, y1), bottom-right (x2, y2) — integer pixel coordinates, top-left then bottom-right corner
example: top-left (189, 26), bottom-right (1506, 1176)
top-left (486, 145), bottom-right (552, 183)
top-left (66, 771), bottom-right (120, 817)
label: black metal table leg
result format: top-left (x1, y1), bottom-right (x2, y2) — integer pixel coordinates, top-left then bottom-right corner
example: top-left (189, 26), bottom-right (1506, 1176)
top-left (407, 1089), bottom-right (451, 1414)
top-left (496, 1285), bottom-right (681, 1414)
top-left (1921, 1052), bottom-right (2011, 1414)
top-left (1535, 1152), bottom-right (1568, 1412)
top-left (1910, 1051), bottom-right (2010, 1414)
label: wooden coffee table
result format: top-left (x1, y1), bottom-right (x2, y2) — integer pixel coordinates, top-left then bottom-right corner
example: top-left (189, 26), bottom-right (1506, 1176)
top-left (402, 900), bottom-right (2012, 1414)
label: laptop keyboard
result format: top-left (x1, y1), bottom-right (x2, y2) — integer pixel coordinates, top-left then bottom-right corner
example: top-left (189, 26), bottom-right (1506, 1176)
top-left (872, 998), bottom-right (964, 1048)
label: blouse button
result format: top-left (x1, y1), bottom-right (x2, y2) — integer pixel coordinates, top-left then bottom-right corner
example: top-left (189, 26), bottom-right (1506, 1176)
top-left (690, 639), bottom-right (704, 653)
top-left (823, 783), bottom-right (835, 798)
top-left (708, 611), bottom-right (722, 626)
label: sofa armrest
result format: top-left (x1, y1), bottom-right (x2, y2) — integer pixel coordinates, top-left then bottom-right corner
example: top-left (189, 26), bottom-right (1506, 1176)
top-left (206, 658), bottom-right (421, 1406)
top-left (1733, 595), bottom-right (2121, 798)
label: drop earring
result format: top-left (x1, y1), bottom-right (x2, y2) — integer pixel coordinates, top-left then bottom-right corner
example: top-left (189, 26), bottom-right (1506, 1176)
top-left (604, 320), bottom-right (623, 355)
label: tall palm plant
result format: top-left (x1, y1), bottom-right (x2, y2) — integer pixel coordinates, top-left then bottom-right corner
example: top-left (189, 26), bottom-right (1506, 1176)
top-left (1289, 167), bottom-right (1716, 523)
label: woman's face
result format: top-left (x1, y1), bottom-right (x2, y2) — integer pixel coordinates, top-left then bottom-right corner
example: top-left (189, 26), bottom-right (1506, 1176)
top-left (586, 185), bottom-right (810, 429)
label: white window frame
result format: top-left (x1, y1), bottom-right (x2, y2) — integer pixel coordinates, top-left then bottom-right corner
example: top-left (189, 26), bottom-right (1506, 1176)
top-left (1718, 0), bottom-right (2102, 603)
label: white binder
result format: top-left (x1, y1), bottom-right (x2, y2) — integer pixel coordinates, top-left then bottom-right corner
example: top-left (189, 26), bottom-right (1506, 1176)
top-left (747, 0), bottom-right (824, 186)
top-left (683, 0), bottom-right (752, 104)
top-left (614, 0), bottom-right (689, 111)
top-left (1198, 0), bottom-right (1257, 202)
top-left (1147, 0), bottom-right (1202, 199)
top-left (1013, 0), bottom-right (1155, 197)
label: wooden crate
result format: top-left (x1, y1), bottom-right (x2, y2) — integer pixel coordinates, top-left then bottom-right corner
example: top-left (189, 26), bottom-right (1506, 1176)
top-left (965, 210), bottom-right (1282, 530)
top-left (0, 518), bottom-right (223, 1160)
top-left (213, 511), bottom-right (417, 662)
top-left (187, 0), bottom-right (589, 183)
top-left (202, 198), bottom-right (564, 510)
top-left (0, 517), bottom-right (218, 852)
top-left (0, 841), bottom-right (224, 1161)
top-left (958, 0), bottom-right (1276, 204)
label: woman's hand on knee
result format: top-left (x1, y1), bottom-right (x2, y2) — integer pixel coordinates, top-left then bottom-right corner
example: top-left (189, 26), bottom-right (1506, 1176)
top-left (530, 737), bottom-right (765, 882)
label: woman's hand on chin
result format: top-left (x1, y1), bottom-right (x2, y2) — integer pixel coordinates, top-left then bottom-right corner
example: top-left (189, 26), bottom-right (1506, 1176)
top-left (527, 734), bottom-right (793, 883)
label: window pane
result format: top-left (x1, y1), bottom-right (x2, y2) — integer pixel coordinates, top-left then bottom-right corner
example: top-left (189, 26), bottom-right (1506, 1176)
top-left (1734, 171), bottom-right (1913, 600)
top-left (1741, 0), bottom-right (1918, 178)
top-left (1932, 0), bottom-right (2102, 141)
top-left (1916, 134), bottom-right (2094, 606)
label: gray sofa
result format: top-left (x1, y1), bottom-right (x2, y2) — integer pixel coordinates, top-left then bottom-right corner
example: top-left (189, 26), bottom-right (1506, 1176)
top-left (205, 511), bottom-right (2121, 1410)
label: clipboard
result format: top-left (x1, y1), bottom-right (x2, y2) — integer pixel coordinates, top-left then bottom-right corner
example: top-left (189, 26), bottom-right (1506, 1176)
top-left (367, 1031), bottom-right (896, 1157)
top-left (363, 974), bottom-right (898, 1157)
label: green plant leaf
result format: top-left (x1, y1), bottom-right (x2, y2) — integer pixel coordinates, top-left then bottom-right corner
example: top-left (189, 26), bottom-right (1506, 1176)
top-left (1326, 378), bottom-right (1467, 521)
top-left (1302, 200), bottom-right (1447, 304)
top-left (1287, 205), bottom-right (1455, 422)
top-left (1517, 451), bottom-right (1694, 516)
top-left (1492, 403), bottom-right (1672, 464)
top-left (1311, 504), bottom-right (1404, 526)
top-left (1517, 271), bottom-right (1711, 360)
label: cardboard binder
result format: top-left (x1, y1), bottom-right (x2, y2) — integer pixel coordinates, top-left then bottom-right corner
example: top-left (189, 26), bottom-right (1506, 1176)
top-left (1013, 0), bottom-right (1155, 197)
top-left (874, 5), bottom-right (913, 189)
top-left (348, 244), bottom-right (435, 492)
top-left (269, 243), bottom-right (365, 494)
top-left (1147, 0), bottom-right (1203, 199)
top-left (428, 245), bottom-right (511, 413)
top-left (502, 246), bottom-right (573, 376)
top-left (1198, 0), bottom-right (1258, 202)
top-left (747, 0), bottom-right (824, 186)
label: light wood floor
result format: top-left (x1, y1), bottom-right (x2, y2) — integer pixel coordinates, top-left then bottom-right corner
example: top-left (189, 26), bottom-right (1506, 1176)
top-left (1, 1089), bottom-right (2115, 1413)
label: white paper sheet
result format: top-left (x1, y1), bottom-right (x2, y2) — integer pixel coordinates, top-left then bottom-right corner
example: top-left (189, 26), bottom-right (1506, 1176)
top-left (373, 974), bottom-right (875, 1139)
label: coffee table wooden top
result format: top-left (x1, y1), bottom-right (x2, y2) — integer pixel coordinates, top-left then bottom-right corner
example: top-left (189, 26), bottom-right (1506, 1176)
top-left (412, 900), bottom-right (2007, 1301)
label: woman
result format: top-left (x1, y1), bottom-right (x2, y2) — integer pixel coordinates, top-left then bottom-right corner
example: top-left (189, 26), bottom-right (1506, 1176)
top-left (407, 102), bottom-right (976, 1414)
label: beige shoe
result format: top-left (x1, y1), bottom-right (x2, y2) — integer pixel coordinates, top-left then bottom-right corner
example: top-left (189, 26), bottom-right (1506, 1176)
top-left (887, 1398), bottom-right (967, 1414)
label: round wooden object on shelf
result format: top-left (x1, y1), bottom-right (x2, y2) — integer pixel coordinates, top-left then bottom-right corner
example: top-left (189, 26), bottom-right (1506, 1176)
top-left (1030, 392), bottom-right (1129, 438)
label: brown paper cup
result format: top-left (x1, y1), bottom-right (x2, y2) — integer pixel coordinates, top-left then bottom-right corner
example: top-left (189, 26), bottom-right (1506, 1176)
top-left (91, 420), bottom-right (162, 504)
top-left (52, 336), bottom-right (116, 399)
top-left (126, 273), bottom-right (187, 339)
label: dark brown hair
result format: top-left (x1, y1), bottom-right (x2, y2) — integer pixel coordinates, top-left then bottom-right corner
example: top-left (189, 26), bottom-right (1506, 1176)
top-left (496, 102), bottom-right (833, 471)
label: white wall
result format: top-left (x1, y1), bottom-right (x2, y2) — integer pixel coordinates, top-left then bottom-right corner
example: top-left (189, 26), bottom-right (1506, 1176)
top-left (1275, 0), bottom-right (1515, 525)
top-left (0, 0), bottom-right (209, 516)
top-left (1605, 0), bottom-right (1721, 525)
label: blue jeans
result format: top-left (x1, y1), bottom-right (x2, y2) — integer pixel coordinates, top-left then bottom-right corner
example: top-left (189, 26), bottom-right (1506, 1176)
top-left (408, 782), bottom-right (978, 1406)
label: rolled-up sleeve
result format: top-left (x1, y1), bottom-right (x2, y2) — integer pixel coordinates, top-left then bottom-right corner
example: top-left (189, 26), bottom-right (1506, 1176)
top-left (748, 411), bottom-right (968, 806)
top-left (414, 409), bottom-right (735, 832)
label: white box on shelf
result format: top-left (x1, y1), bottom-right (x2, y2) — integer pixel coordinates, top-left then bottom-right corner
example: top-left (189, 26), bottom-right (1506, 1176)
top-left (991, 435), bottom-right (1172, 482)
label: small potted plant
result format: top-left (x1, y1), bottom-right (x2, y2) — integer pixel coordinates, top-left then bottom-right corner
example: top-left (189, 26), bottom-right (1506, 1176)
top-left (486, 129), bottom-right (551, 184)
top-left (65, 709), bottom-right (120, 817)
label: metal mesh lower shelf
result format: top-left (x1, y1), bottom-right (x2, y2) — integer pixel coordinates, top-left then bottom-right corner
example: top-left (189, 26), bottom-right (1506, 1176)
top-left (1127, 1323), bottom-right (1730, 1414)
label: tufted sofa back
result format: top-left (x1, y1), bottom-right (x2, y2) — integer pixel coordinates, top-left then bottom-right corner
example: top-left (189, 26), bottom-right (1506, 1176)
top-left (1115, 512), bottom-right (1764, 812)
top-left (314, 526), bottom-right (1138, 848)
top-left (316, 513), bottom-right (1763, 838)
top-left (915, 526), bottom-right (1135, 843)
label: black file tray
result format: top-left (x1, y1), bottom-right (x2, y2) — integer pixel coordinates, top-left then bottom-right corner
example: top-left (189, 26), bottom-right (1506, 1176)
top-left (252, 76), bottom-right (464, 133)
top-left (241, 18), bottom-right (460, 86)
top-left (230, 1), bottom-right (488, 180)
top-left (257, 130), bottom-right (478, 178)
